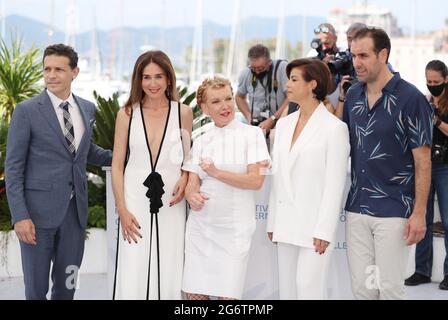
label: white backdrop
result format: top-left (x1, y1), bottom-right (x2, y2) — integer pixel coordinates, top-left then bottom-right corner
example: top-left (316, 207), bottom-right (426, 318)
top-left (242, 177), bottom-right (279, 299)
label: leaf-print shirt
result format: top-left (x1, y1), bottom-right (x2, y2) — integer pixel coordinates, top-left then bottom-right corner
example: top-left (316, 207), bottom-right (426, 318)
top-left (343, 72), bottom-right (433, 218)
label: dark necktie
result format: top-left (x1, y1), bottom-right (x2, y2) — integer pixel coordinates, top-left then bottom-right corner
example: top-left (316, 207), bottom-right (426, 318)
top-left (59, 101), bottom-right (76, 156)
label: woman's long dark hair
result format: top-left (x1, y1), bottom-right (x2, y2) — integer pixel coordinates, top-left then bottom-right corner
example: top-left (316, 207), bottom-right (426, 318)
top-left (124, 50), bottom-right (178, 115)
top-left (426, 60), bottom-right (448, 116)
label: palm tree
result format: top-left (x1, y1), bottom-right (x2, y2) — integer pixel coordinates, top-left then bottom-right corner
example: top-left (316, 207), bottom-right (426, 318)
top-left (0, 37), bottom-right (42, 122)
top-left (0, 36), bottom-right (42, 225)
top-left (0, 117), bottom-right (7, 176)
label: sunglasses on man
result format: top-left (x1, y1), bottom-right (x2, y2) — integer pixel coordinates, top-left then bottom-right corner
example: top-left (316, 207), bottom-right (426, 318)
top-left (314, 26), bottom-right (331, 34)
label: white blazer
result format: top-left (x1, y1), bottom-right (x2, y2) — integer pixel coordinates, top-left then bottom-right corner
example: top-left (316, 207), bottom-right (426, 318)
top-left (267, 103), bottom-right (350, 248)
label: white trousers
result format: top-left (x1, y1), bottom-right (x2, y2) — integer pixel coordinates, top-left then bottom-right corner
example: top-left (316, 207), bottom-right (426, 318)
top-left (346, 212), bottom-right (410, 300)
top-left (277, 242), bottom-right (333, 300)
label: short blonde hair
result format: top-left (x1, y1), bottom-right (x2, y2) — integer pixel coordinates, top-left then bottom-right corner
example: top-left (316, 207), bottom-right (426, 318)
top-left (196, 76), bottom-right (233, 106)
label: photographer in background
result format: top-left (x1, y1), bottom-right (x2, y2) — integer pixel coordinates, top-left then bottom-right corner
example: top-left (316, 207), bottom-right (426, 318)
top-left (286, 23), bottom-right (342, 116)
top-left (334, 22), bottom-right (366, 119)
top-left (308, 23), bottom-right (343, 109)
top-left (405, 60), bottom-right (448, 291)
top-left (236, 44), bottom-right (289, 131)
top-left (308, 23), bottom-right (339, 63)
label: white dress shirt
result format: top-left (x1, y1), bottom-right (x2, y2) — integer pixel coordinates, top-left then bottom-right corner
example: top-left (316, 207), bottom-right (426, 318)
top-left (47, 89), bottom-right (85, 151)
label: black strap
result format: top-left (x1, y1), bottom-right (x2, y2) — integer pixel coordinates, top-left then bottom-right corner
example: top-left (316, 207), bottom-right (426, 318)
top-left (113, 107), bottom-right (134, 300)
top-left (251, 73), bottom-right (258, 90)
top-left (250, 73), bottom-right (257, 122)
top-left (272, 59), bottom-right (282, 94)
top-left (266, 63), bottom-right (274, 94)
top-left (155, 213), bottom-right (161, 299)
top-left (178, 102), bottom-right (185, 166)
top-left (124, 108), bottom-right (134, 171)
top-left (145, 212), bottom-right (162, 300)
top-left (112, 219), bottom-right (120, 300)
top-left (272, 59), bottom-right (282, 111)
top-left (146, 213), bottom-right (154, 300)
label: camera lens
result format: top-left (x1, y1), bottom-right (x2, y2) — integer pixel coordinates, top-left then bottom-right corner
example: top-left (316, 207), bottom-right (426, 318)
top-left (311, 38), bottom-right (321, 50)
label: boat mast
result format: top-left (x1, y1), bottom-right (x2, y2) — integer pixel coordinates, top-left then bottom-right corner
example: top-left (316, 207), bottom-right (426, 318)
top-left (189, 0), bottom-right (203, 86)
top-left (0, 0), bottom-right (5, 40)
top-left (275, 0), bottom-right (286, 59)
top-left (226, 0), bottom-right (241, 80)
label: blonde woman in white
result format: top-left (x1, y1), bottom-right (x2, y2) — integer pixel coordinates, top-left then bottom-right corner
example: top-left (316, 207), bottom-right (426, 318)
top-left (182, 76), bottom-right (270, 300)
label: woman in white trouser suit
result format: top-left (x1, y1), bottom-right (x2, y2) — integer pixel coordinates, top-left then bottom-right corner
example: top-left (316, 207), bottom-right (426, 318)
top-left (267, 58), bottom-right (350, 299)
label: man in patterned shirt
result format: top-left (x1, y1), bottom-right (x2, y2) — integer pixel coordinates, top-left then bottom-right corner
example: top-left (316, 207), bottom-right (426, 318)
top-left (342, 27), bottom-right (433, 299)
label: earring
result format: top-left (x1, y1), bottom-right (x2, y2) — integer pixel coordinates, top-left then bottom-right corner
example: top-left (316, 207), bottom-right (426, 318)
top-left (166, 85), bottom-right (172, 101)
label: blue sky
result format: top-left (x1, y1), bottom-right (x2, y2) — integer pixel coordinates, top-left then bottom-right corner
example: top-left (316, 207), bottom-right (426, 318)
top-left (2, 0), bottom-right (447, 33)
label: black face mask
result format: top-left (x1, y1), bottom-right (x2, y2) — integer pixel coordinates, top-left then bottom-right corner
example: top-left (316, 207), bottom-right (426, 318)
top-left (255, 70), bottom-right (268, 80)
top-left (427, 83), bottom-right (446, 97)
top-left (251, 62), bottom-right (273, 80)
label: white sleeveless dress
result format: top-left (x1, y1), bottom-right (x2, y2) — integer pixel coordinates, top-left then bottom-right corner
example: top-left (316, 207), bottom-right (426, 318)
top-left (113, 102), bottom-right (186, 300)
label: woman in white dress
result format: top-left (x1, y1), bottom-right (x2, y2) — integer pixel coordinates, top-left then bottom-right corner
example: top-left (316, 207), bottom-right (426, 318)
top-left (111, 50), bottom-right (192, 299)
top-left (182, 76), bottom-right (271, 300)
top-left (267, 58), bottom-right (349, 299)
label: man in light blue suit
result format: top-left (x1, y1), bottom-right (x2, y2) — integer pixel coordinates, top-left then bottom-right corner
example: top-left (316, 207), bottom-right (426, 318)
top-left (5, 44), bottom-right (112, 300)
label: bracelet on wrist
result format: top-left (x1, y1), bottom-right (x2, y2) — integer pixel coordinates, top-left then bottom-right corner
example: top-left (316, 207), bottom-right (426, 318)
top-left (338, 97), bottom-right (345, 103)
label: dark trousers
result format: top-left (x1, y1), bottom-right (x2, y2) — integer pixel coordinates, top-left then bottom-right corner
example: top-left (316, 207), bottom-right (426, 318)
top-left (415, 163), bottom-right (448, 277)
top-left (19, 197), bottom-right (85, 300)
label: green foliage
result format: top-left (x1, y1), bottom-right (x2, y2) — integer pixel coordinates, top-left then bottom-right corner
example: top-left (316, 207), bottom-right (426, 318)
top-left (0, 182), bottom-right (11, 231)
top-left (87, 180), bottom-right (106, 208)
top-left (87, 205), bottom-right (106, 229)
top-left (0, 36), bottom-right (42, 122)
top-left (0, 119), bottom-right (7, 225)
top-left (177, 85), bottom-right (208, 135)
top-left (177, 86), bottom-right (196, 107)
top-left (0, 117), bottom-right (7, 175)
top-left (92, 91), bottom-right (120, 151)
top-left (88, 91), bottom-right (120, 178)
top-left (86, 180), bottom-right (106, 229)
top-left (177, 85), bottom-right (202, 124)
top-left (0, 34), bottom-right (42, 232)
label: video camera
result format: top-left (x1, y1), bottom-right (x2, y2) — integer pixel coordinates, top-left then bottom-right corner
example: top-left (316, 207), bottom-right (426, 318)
top-left (310, 38), bottom-right (327, 60)
top-left (310, 39), bottom-right (354, 77)
top-left (328, 50), bottom-right (353, 77)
